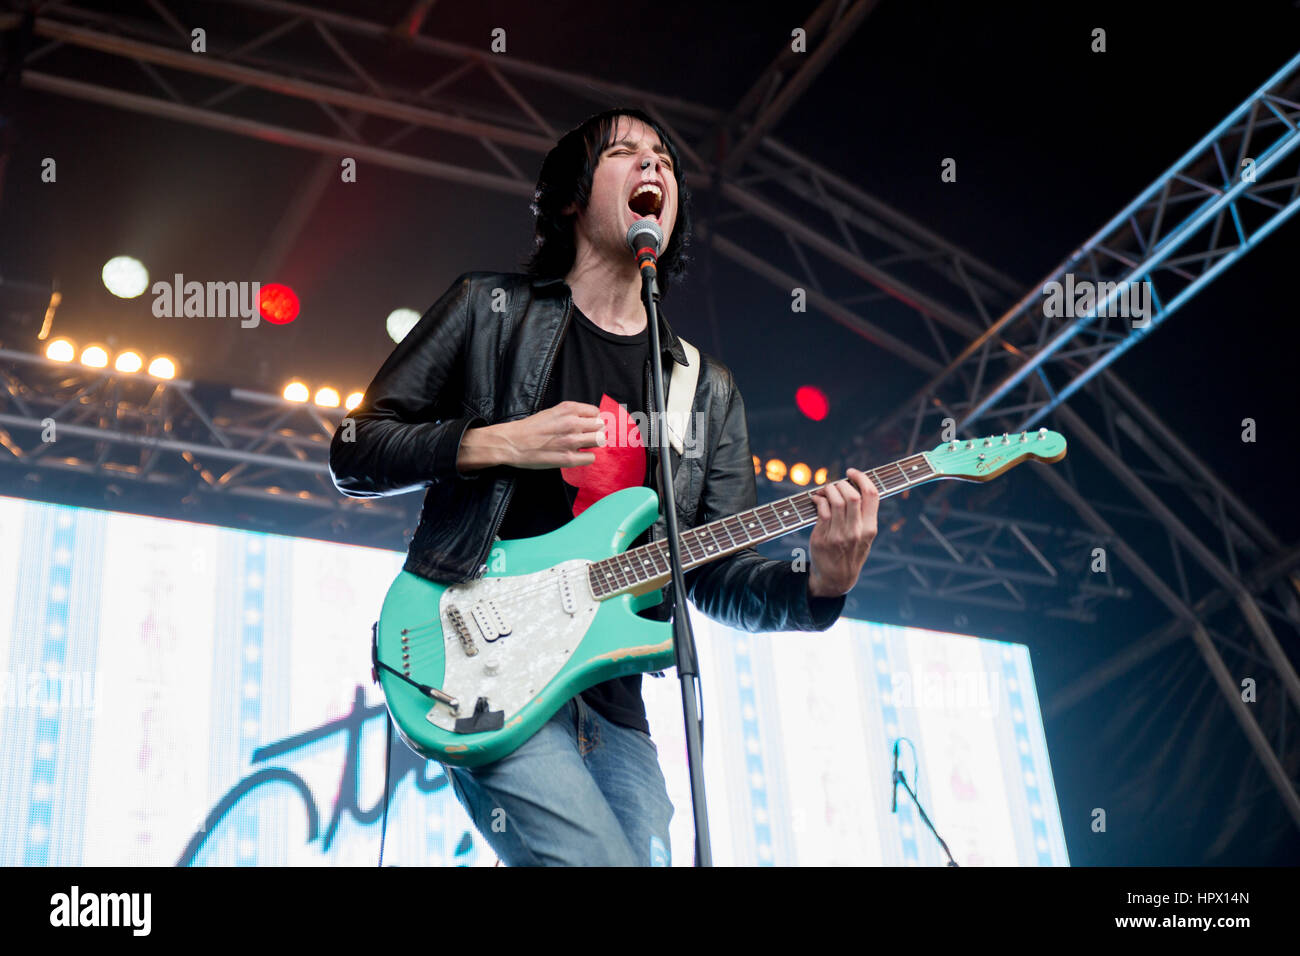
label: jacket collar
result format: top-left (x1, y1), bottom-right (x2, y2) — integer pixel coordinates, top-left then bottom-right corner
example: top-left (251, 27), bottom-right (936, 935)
top-left (531, 274), bottom-right (688, 367)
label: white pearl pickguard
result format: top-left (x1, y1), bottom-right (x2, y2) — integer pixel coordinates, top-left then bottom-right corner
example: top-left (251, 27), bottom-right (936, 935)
top-left (425, 559), bottom-right (600, 733)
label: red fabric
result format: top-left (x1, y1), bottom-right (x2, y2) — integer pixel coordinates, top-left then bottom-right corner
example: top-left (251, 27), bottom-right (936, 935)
top-left (561, 392), bottom-right (646, 517)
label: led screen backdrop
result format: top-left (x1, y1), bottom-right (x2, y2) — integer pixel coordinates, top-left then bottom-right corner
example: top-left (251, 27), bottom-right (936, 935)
top-left (0, 494), bottom-right (1068, 866)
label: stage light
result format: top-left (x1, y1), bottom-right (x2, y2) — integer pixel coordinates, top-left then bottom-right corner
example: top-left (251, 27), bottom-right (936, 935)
top-left (790, 463), bottom-right (811, 485)
top-left (314, 387), bottom-right (340, 408)
top-left (80, 344), bottom-right (109, 368)
top-left (45, 339), bottom-right (75, 362)
top-left (814, 467), bottom-right (828, 485)
top-left (102, 256), bottom-right (149, 299)
top-left (283, 381), bottom-right (309, 402)
top-left (114, 350), bottom-right (144, 373)
top-left (344, 391), bottom-right (363, 411)
top-left (387, 308), bottom-right (421, 344)
top-left (765, 458), bottom-right (787, 482)
top-left (259, 283), bottom-right (300, 324)
top-left (147, 356), bottom-right (176, 379)
top-left (795, 385), bottom-right (829, 422)
top-left (752, 455), bottom-right (761, 475)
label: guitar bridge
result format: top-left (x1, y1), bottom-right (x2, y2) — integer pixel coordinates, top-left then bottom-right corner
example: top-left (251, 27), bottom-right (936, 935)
top-left (446, 604), bottom-right (478, 657)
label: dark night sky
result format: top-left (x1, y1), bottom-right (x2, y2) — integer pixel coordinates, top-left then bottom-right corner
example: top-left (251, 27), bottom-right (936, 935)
top-left (3, 0), bottom-right (1299, 865)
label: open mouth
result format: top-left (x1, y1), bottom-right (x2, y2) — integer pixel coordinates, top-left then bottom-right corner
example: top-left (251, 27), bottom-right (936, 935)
top-left (628, 182), bottom-right (664, 220)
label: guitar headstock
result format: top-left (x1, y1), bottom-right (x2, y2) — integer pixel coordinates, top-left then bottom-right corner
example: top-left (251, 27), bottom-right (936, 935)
top-left (924, 428), bottom-right (1067, 481)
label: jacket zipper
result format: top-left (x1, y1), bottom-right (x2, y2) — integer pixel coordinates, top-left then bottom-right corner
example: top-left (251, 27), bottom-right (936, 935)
top-left (471, 293), bottom-right (574, 577)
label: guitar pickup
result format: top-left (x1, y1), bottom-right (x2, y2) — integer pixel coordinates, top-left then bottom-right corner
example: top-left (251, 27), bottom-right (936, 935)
top-left (558, 567), bottom-right (578, 615)
top-left (470, 600), bottom-right (511, 642)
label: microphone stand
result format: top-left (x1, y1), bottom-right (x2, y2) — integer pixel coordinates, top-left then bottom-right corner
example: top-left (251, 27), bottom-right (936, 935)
top-left (635, 235), bottom-right (712, 867)
top-left (893, 767), bottom-right (959, 866)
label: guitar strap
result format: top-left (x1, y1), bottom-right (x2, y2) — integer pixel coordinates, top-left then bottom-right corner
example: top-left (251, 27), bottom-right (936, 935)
top-left (664, 336), bottom-right (699, 457)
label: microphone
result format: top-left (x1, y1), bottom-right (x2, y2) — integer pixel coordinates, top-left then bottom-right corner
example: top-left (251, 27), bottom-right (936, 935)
top-left (626, 219), bottom-right (663, 272)
top-left (891, 739), bottom-right (900, 813)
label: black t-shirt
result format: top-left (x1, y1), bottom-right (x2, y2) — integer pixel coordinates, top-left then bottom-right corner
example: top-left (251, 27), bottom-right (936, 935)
top-left (497, 306), bottom-right (659, 733)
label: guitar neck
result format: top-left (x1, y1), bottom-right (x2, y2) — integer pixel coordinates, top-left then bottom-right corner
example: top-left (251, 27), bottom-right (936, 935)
top-left (588, 451), bottom-right (937, 600)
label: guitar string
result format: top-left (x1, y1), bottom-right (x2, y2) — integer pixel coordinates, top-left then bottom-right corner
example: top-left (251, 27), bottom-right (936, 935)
top-left (394, 501), bottom-right (815, 667)
top-left (389, 465), bottom-right (912, 642)
top-left (384, 440), bottom-right (1056, 677)
top-left (392, 494), bottom-right (835, 669)
top-left (388, 452), bottom-right (960, 665)
top-left (387, 437), bottom-right (1048, 639)
top-left (390, 463), bottom-right (931, 669)
top-left (452, 455), bottom-right (930, 606)
top-left (387, 476), bottom-right (848, 638)
top-left (395, 500), bottom-right (820, 642)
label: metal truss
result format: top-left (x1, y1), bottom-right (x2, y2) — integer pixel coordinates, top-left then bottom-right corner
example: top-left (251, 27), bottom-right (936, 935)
top-left (706, 41), bottom-right (1300, 826)
top-left (0, 352), bottom-right (1130, 625)
top-left (861, 52), bottom-right (1300, 439)
top-left (705, 0), bottom-right (879, 177)
top-left (0, 348), bottom-right (414, 545)
top-left (758, 495), bottom-right (1130, 623)
top-left (796, 54), bottom-right (1300, 825)
top-left (4, 0), bottom-right (1300, 835)
top-left (690, 34), bottom-right (1300, 829)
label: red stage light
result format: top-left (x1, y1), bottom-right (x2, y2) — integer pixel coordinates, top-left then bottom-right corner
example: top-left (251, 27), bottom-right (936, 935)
top-left (795, 385), bottom-right (829, 421)
top-left (259, 283), bottom-right (300, 324)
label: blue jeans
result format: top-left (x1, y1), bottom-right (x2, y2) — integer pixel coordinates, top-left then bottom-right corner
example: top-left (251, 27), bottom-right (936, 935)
top-left (443, 695), bottom-right (674, 866)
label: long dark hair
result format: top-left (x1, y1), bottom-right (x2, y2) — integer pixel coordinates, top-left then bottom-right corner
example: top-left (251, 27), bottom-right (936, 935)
top-left (524, 107), bottom-right (692, 296)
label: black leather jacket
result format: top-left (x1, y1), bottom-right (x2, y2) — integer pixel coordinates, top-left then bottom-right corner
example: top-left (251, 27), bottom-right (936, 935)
top-left (328, 271), bottom-right (844, 634)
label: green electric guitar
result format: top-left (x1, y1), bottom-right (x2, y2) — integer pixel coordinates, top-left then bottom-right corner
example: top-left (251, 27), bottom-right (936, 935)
top-left (373, 429), bottom-right (1067, 767)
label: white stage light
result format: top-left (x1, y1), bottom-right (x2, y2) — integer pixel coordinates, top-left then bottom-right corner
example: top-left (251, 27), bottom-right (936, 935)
top-left (102, 256), bottom-right (149, 299)
top-left (80, 345), bottom-right (109, 368)
top-left (147, 356), bottom-right (176, 379)
top-left (114, 350), bottom-right (144, 373)
top-left (386, 308), bottom-right (421, 344)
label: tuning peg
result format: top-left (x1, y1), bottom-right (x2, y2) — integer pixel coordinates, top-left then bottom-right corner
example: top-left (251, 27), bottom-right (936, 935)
top-left (983, 438), bottom-right (992, 447)
top-left (1001, 433), bottom-right (1010, 445)
top-left (1019, 431), bottom-right (1028, 442)
top-left (1037, 427), bottom-right (1047, 440)
top-left (949, 439), bottom-right (960, 451)
top-left (966, 440), bottom-right (974, 449)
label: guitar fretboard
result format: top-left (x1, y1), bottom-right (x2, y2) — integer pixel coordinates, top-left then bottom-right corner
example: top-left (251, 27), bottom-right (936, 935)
top-left (587, 452), bottom-right (935, 599)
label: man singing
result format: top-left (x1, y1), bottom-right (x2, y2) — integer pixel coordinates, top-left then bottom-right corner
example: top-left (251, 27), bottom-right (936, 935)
top-left (329, 107), bottom-right (879, 866)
